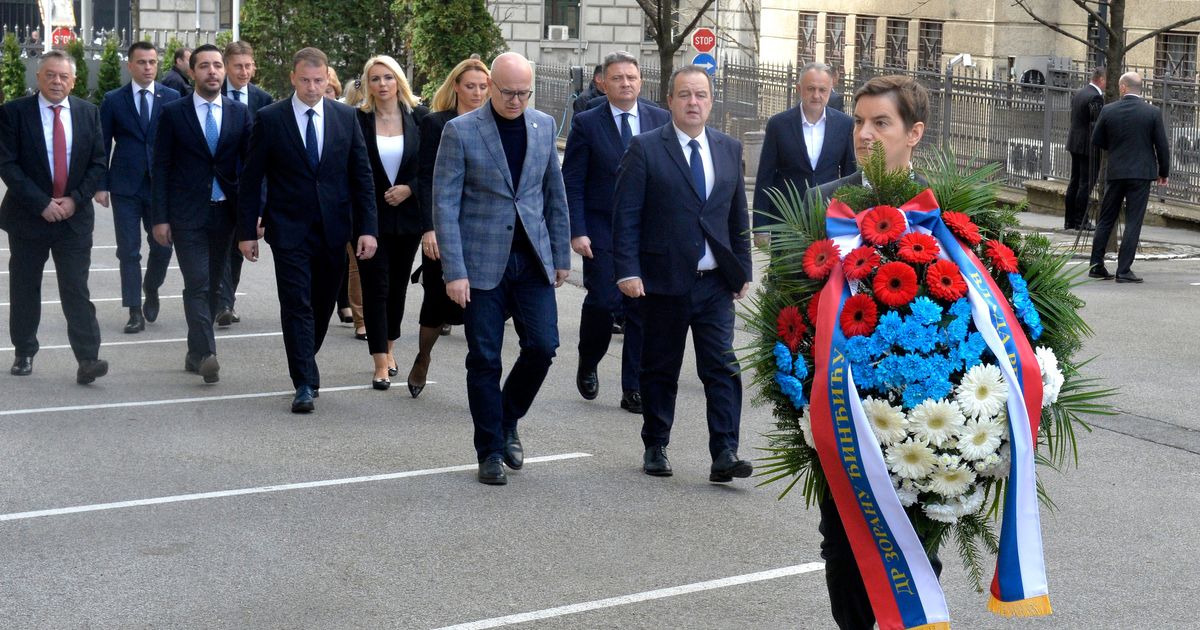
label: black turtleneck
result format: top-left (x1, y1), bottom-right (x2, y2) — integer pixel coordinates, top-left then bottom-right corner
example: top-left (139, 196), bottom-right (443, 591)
top-left (490, 103), bottom-right (536, 258)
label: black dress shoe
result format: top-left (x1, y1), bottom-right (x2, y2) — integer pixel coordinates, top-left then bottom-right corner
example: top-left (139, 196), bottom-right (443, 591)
top-left (372, 378), bottom-right (391, 390)
top-left (620, 390), bottom-right (643, 414)
top-left (1115, 271), bottom-right (1144, 284)
top-left (478, 454), bottom-right (508, 485)
top-left (710, 449), bottom-right (753, 483)
top-left (76, 359), bottom-right (109, 384)
top-left (124, 309), bottom-right (145, 333)
top-left (184, 354), bottom-right (200, 373)
top-left (643, 445), bottom-right (673, 476)
top-left (230, 310), bottom-right (240, 323)
top-left (1087, 265), bottom-right (1114, 280)
top-left (292, 385), bottom-right (315, 413)
top-left (143, 289), bottom-right (160, 323)
top-left (1079, 220), bottom-right (1095, 231)
top-left (439, 324), bottom-right (452, 336)
top-left (576, 365), bottom-right (599, 400)
top-left (215, 308), bottom-right (235, 327)
top-left (197, 354), bottom-right (220, 383)
top-left (502, 428), bottom-right (524, 470)
top-left (611, 321), bottom-right (625, 335)
top-left (11, 356), bottom-right (33, 376)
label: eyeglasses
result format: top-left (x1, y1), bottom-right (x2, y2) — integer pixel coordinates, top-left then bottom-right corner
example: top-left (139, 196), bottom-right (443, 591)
top-left (497, 87), bottom-right (534, 102)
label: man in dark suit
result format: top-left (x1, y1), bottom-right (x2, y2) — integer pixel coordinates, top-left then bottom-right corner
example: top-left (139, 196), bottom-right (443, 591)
top-left (0, 51), bottom-right (110, 383)
top-left (151, 44), bottom-right (252, 384)
top-left (563, 51), bottom-right (670, 415)
top-left (215, 40), bottom-right (274, 327)
top-left (160, 47), bottom-right (193, 97)
top-left (612, 65), bottom-right (753, 483)
top-left (573, 64), bottom-right (605, 114)
top-left (237, 47), bottom-right (377, 412)
top-left (1064, 67), bottom-right (1106, 230)
top-left (827, 66), bottom-right (846, 112)
top-left (1088, 72), bottom-right (1170, 284)
top-left (95, 41), bottom-right (182, 334)
top-left (753, 62), bottom-right (856, 247)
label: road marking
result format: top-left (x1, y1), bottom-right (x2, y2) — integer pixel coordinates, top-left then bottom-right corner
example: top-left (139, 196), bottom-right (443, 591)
top-left (0, 383), bottom-right (378, 416)
top-left (0, 453), bottom-right (593, 523)
top-left (0, 245), bottom-right (118, 252)
top-left (0, 265), bottom-right (181, 275)
top-left (0, 292), bottom-right (244, 307)
top-left (0, 331), bottom-right (282, 353)
top-left (431, 563), bottom-right (826, 630)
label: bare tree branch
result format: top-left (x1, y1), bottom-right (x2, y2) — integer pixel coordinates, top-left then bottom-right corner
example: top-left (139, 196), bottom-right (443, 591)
top-left (1066, 0), bottom-right (1117, 41)
top-left (634, 0), bottom-right (660, 42)
top-left (1011, 0), bottom-right (1103, 53)
top-left (1125, 14), bottom-right (1200, 52)
top-left (672, 0), bottom-right (719, 50)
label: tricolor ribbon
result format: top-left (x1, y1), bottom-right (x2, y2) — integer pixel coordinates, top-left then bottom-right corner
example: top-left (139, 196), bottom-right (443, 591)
top-left (810, 189), bottom-right (1050, 629)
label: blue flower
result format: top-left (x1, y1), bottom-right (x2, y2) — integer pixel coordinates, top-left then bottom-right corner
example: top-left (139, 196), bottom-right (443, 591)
top-left (773, 342), bottom-right (793, 373)
top-left (876, 311), bottom-right (904, 345)
top-left (844, 336), bottom-right (873, 364)
top-left (909, 296), bottom-right (943, 325)
top-left (950, 297), bottom-right (972, 319)
top-left (776, 372), bottom-right (807, 408)
top-left (794, 355), bottom-right (810, 380)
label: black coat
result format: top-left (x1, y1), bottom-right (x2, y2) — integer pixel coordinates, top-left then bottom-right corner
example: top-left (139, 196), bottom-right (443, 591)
top-left (223, 82), bottom-right (275, 118)
top-left (1092, 95), bottom-right (1170, 181)
top-left (161, 66), bottom-right (193, 98)
top-left (753, 105), bottom-right (856, 228)
top-left (1067, 84), bottom-right (1104, 155)
top-left (357, 104), bottom-right (429, 235)
top-left (417, 109), bottom-right (457, 233)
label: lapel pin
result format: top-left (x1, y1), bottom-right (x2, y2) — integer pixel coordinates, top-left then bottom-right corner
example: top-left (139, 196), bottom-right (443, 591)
top-left (532, 122), bottom-right (538, 129)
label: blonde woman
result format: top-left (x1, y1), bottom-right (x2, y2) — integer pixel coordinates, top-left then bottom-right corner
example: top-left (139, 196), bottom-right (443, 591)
top-left (356, 55), bottom-right (429, 389)
top-left (406, 57), bottom-right (490, 398)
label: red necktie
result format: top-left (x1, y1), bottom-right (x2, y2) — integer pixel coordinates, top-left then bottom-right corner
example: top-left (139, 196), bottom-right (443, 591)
top-left (51, 105), bottom-right (67, 198)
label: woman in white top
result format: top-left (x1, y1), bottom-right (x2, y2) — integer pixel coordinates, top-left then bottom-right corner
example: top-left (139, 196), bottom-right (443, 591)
top-left (355, 55), bottom-right (429, 389)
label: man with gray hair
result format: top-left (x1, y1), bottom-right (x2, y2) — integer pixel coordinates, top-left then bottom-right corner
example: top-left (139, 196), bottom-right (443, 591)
top-left (1088, 71), bottom-right (1170, 284)
top-left (0, 51), bottom-right (110, 383)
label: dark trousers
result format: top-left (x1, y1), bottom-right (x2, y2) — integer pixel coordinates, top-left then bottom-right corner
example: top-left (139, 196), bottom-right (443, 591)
top-left (112, 191), bottom-right (172, 308)
top-left (640, 273), bottom-right (741, 460)
top-left (462, 248), bottom-right (559, 461)
top-left (358, 233), bottom-right (421, 355)
top-left (578, 247), bottom-right (643, 392)
top-left (1090, 178), bottom-right (1151, 276)
top-left (217, 242), bottom-right (244, 310)
top-left (818, 497), bottom-right (943, 630)
top-left (6, 227), bottom-right (102, 362)
top-left (270, 231), bottom-right (346, 388)
top-left (1064, 151), bottom-right (1100, 228)
top-left (172, 207), bottom-right (234, 359)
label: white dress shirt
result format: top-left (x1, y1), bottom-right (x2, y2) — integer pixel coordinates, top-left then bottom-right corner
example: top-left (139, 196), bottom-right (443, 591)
top-left (673, 124), bottom-right (717, 271)
top-left (802, 108), bottom-right (827, 170)
top-left (131, 80), bottom-right (155, 118)
top-left (225, 80), bottom-right (249, 104)
top-left (37, 93), bottom-right (72, 184)
top-left (610, 101), bottom-right (640, 137)
top-left (291, 94), bottom-right (325, 160)
top-left (194, 92), bottom-right (225, 201)
top-left (377, 134), bottom-right (404, 184)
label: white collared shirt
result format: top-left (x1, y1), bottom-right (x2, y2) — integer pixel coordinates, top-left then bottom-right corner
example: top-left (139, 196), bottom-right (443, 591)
top-left (610, 101), bottom-right (640, 137)
top-left (291, 94), bottom-right (325, 160)
top-left (1090, 82), bottom-right (1103, 97)
top-left (131, 80), bottom-right (155, 118)
top-left (225, 80), bottom-right (249, 104)
top-left (802, 107), bottom-right (827, 169)
top-left (194, 92), bottom-right (225, 201)
top-left (37, 93), bottom-right (72, 183)
top-left (673, 124), bottom-right (717, 271)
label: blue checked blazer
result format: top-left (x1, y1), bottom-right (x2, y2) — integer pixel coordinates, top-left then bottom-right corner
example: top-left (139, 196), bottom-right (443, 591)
top-left (433, 105), bottom-right (570, 290)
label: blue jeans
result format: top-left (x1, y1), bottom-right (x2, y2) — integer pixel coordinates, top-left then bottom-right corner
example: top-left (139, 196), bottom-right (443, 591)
top-left (113, 191), bottom-right (172, 308)
top-left (463, 249), bottom-right (560, 461)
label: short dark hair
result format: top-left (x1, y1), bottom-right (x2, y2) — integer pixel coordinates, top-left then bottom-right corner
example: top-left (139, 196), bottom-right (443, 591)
top-left (127, 41), bottom-right (157, 58)
top-left (190, 44), bottom-right (222, 70)
top-left (592, 64), bottom-right (603, 78)
top-left (173, 47), bottom-right (191, 63)
top-left (668, 65), bottom-right (713, 95)
top-left (853, 75), bottom-right (929, 130)
top-left (224, 41), bottom-right (255, 59)
top-left (293, 47), bottom-right (328, 70)
top-left (1091, 66), bottom-right (1107, 82)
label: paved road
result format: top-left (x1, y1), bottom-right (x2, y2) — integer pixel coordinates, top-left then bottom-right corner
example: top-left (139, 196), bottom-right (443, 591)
top-left (1, 194), bottom-right (1199, 629)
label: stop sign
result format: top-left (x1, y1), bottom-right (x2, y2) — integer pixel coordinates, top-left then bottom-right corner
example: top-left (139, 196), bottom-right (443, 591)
top-left (51, 27), bottom-right (75, 47)
top-left (692, 28), bottom-right (716, 53)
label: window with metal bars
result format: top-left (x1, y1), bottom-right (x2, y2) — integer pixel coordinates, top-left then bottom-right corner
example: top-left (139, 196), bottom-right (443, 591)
top-left (1155, 31), bottom-right (1197, 82)
top-left (797, 12), bottom-right (818, 66)
top-left (917, 20), bottom-right (943, 72)
top-left (885, 18), bottom-right (909, 70)
top-left (545, 0), bottom-right (581, 39)
top-left (826, 14), bottom-right (846, 73)
top-left (856, 16), bottom-right (877, 69)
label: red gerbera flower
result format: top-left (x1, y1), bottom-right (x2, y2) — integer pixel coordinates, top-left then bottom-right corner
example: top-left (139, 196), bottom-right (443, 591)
top-left (842, 246), bottom-right (881, 281)
top-left (942, 211), bottom-right (982, 246)
top-left (897, 232), bottom-right (941, 265)
top-left (985, 240), bottom-right (1019, 273)
top-left (859, 205), bottom-right (906, 246)
top-left (872, 262), bottom-right (919, 308)
top-left (840, 294), bottom-right (879, 337)
top-left (926, 259), bottom-right (969, 301)
top-left (807, 291), bottom-right (823, 325)
top-left (803, 239), bottom-right (840, 280)
top-left (776, 305), bottom-right (807, 352)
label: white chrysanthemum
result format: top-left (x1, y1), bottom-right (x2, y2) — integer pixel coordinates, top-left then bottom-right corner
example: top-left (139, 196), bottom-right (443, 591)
top-left (976, 446), bottom-right (1011, 479)
top-left (953, 489), bottom-right (986, 517)
top-left (908, 399), bottom-right (965, 447)
top-left (895, 479), bottom-right (920, 507)
top-left (973, 453), bottom-right (1001, 473)
top-left (923, 502), bottom-right (958, 524)
top-left (925, 463), bottom-right (976, 498)
top-left (863, 397), bottom-right (908, 446)
top-left (958, 418), bottom-right (1005, 461)
top-left (955, 363), bottom-right (1009, 419)
top-left (1036, 346), bottom-right (1064, 406)
top-left (799, 405), bottom-right (814, 447)
top-left (885, 438), bottom-right (938, 480)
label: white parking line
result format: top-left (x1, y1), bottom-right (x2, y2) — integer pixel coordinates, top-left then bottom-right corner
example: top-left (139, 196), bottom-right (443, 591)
top-left (431, 563), bottom-right (826, 630)
top-left (0, 331), bottom-right (282, 352)
top-left (0, 453), bottom-right (593, 523)
top-left (0, 383), bottom-right (380, 416)
top-left (0, 265), bottom-right (182, 275)
top-left (0, 245), bottom-right (118, 252)
top-left (0, 292), bottom-right (244, 307)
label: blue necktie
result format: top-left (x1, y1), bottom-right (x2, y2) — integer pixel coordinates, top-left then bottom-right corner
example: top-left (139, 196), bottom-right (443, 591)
top-left (619, 112), bottom-right (632, 149)
top-left (232, 90), bottom-right (241, 102)
top-left (305, 109), bottom-right (319, 169)
top-left (688, 139), bottom-right (706, 202)
top-left (205, 102), bottom-right (223, 201)
top-left (139, 88), bottom-right (151, 131)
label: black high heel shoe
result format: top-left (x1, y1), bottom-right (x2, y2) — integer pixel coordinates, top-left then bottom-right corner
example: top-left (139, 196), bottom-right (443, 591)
top-left (407, 352), bottom-right (430, 398)
top-left (372, 378), bottom-right (390, 391)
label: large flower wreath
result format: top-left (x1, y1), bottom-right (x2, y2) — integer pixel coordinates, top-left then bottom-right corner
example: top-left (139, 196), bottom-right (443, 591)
top-left (746, 147), bottom-right (1114, 629)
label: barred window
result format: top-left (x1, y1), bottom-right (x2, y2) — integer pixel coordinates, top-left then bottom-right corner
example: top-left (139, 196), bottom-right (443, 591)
top-left (856, 16), bottom-right (877, 69)
top-left (917, 20), bottom-right (943, 72)
top-left (219, 0), bottom-right (232, 29)
top-left (825, 14), bottom-right (847, 73)
top-left (545, 0), bottom-right (580, 39)
top-left (1155, 31), bottom-right (1198, 82)
top-left (885, 18), bottom-right (909, 70)
top-left (797, 12), bottom-right (818, 66)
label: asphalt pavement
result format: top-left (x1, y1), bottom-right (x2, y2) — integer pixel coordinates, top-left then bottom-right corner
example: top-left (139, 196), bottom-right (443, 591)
top-left (2, 194), bottom-right (1199, 629)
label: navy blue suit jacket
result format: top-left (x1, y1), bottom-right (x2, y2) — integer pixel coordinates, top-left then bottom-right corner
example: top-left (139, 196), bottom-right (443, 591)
top-left (562, 98), bottom-right (670, 250)
top-left (223, 82), bottom-right (274, 118)
top-left (752, 106), bottom-right (855, 229)
top-left (99, 82), bottom-right (182, 196)
top-left (151, 96), bottom-right (252, 230)
top-left (612, 123), bottom-right (752, 296)
top-left (237, 97), bottom-right (377, 249)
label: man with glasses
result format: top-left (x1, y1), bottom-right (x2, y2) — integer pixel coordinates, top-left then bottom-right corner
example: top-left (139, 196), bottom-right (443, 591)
top-left (433, 52), bottom-right (571, 486)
